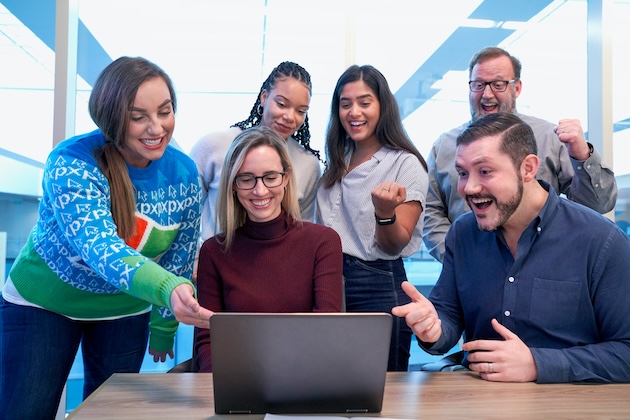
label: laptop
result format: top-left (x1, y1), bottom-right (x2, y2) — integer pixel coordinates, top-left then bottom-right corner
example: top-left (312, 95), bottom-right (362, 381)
top-left (210, 312), bottom-right (392, 415)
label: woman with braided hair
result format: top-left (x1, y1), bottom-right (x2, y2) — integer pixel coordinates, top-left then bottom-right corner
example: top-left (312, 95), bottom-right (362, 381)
top-left (190, 61), bottom-right (322, 245)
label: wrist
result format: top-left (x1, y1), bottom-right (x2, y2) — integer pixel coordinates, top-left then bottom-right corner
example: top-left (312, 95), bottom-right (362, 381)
top-left (375, 212), bottom-right (396, 225)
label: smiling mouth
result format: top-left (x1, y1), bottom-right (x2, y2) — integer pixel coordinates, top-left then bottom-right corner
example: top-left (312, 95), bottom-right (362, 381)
top-left (275, 122), bottom-right (293, 132)
top-left (469, 196), bottom-right (493, 210)
top-left (252, 198), bottom-right (271, 207)
top-left (141, 137), bottom-right (163, 147)
top-left (480, 103), bottom-right (498, 113)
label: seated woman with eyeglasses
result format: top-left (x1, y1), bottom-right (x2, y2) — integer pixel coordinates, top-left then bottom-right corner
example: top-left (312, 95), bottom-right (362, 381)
top-left (192, 126), bottom-right (343, 372)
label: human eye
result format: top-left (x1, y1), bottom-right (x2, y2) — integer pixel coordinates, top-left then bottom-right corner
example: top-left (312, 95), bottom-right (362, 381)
top-left (236, 174), bottom-right (254, 187)
top-left (471, 81), bottom-right (484, 91)
top-left (339, 101), bottom-right (351, 109)
top-left (158, 106), bottom-right (173, 117)
top-left (456, 168), bottom-right (468, 178)
top-left (480, 168), bottom-right (492, 176)
top-left (492, 81), bottom-right (506, 90)
top-left (263, 172), bottom-right (281, 182)
top-left (130, 114), bottom-right (145, 122)
top-left (275, 99), bottom-right (287, 108)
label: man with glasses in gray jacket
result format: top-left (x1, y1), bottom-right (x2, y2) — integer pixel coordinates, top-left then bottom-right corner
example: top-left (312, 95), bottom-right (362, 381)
top-left (423, 47), bottom-right (617, 262)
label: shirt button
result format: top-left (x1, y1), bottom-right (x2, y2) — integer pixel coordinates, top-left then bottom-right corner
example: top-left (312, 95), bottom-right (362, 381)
top-left (508, 277), bottom-right (515, 283)
top-left (595, 183), bottom-right (599, 188)
top-left (504, 310), bottom-right (511, 317)
top-left (587, 164), bottom-right (592, 169)
top-left (577, 165), bottom-right (583, 170)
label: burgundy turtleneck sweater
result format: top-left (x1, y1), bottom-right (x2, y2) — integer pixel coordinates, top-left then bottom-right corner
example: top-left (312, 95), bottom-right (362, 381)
top-left (193, 211), bottom-right (343, 372)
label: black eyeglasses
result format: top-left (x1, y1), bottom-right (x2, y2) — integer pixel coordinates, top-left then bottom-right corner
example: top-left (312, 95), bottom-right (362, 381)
top-left (468, 79), bottom-right (516, 92)
top-left (234, 172), bottom-right (286, 190)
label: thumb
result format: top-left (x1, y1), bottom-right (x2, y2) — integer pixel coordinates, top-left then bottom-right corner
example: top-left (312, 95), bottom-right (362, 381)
top-left (173, 283), bottom-right (200, 312)
top-left (491, 318), bottom-right (516, 340)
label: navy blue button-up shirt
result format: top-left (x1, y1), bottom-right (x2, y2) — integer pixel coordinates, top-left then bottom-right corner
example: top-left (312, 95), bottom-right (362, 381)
top-left (427, 182), bottom-right (630, 383)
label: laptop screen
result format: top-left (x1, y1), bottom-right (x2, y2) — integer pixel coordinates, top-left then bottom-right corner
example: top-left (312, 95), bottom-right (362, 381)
top-left (210, 312), bottom-right (392, 414)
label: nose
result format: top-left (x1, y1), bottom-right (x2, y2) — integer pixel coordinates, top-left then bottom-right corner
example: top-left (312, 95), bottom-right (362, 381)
top-left (252, 178), bottom-right (269, 195)
top-left (146, 116), bottom-right (162, 135)
top-left (281, 108), bottom-right (296, 123)
top-left (481, 84), bottom-right (495, 98)
top-left (348, 103), bottom-right (361, 117)
top-left (460, 174), bottom-right (481, 197)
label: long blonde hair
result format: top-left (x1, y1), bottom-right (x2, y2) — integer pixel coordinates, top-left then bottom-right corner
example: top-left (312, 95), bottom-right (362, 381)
top-left (89, 56), bottom-right (177, 240)
top-left (216, 126), bottom-right (301, 250)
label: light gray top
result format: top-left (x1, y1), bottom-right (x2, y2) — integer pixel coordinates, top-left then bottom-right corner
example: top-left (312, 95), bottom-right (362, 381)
top-left (317, 147), bottom-right (428, 261)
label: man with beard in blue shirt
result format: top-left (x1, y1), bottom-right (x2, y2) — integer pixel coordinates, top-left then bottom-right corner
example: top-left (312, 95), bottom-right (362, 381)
top-left (393, 112), bottom-right (630, 383)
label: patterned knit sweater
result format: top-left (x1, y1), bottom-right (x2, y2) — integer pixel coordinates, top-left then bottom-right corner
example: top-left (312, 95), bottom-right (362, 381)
top-left (6, 129), bottom-right (202, 352)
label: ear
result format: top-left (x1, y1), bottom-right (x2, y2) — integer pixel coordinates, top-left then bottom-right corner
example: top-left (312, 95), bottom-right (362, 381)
top-left (259, 89), bottom-right (268, 106)
top-left (520, 153), bottom-right (539, 182)
top-left (513, 79), bottom-right (523, 99)
top-left (283, 167), bottom-right (292, 187)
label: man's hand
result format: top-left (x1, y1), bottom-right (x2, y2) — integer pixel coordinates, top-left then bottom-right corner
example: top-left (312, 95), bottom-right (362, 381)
top-left (170, 283), bottom-right (213, 329)
top-left (463, 318), bottom-right (538, 382)
top-left (555, 119), bottom-right (591, 161)
top-left (391, 281), bottom-right (442, 344)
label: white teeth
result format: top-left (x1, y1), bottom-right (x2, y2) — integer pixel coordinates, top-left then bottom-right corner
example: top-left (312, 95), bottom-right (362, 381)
top-left (252, 198), bottom-right (271, 206)
top-left (472, 198), bottom-right (492, 204)
top-left (350, 122), bottom-right (365, 126)
top-left (141, 138), bottom-right (161, 146)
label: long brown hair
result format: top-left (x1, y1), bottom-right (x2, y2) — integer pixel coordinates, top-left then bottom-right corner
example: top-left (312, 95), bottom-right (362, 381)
top-left (321, 65), bottom-right (427, 188)
top-left (89, 56), bottom-right (177, 240)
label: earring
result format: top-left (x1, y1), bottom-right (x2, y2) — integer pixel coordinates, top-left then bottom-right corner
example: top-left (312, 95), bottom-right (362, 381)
top-left (257, 104), bottom-right (263, 116)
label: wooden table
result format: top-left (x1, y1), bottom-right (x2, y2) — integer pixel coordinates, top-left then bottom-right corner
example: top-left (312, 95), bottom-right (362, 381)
top-left (68, 371), bottom-right (630, 419)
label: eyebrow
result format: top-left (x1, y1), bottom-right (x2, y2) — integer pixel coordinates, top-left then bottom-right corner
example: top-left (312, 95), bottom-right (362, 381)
top-left (131, 99), bottom-right (173, 112)
top-left (274, 94), bottom-right (309, 109)
top-left (340, 93), bottom-right (373, 101)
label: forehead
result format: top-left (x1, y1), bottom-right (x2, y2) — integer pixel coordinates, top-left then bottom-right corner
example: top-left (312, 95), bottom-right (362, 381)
top-left (240, 145), bottom-right (283, 170)
top-left (471, 55), bottom-right (515, 79)
top-left (133, 77), bottom-right (171, 107)
top-left (456, 134), bottom-right (507, 167)
top-left (268, 77), bottom-right (310, 101)
top-left (339, 80), bottom-right (375, 99)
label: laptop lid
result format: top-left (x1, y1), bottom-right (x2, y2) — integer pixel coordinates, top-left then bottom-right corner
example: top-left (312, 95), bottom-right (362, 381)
top-left (210, 312), bottom-right (392, 415)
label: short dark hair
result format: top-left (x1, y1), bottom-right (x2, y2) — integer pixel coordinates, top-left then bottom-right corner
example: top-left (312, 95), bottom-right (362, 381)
top-left (457, 112), bottom-right (537, 170)
top-left (469, 47), bottom-right (522, 80)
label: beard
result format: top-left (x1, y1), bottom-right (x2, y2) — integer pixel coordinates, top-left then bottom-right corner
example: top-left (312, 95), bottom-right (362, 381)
top-left (471, 178), bottom-right (523, 232)
top-left (470, 96), bottom-right (517, 122)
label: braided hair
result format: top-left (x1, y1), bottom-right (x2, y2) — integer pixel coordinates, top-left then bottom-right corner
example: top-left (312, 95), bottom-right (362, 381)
top-left (231, 61), bottom-right (322, 162)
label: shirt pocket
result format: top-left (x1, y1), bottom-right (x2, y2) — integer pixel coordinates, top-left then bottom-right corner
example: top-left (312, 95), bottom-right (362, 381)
top-left (530, 277), bottom-right (582, 330)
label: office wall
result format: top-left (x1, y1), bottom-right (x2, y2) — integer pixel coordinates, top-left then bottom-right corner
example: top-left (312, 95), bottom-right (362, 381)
top-left (0, 196), bottom-right (38, 261)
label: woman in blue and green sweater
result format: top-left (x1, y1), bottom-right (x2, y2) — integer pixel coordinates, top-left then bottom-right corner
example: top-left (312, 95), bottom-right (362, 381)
top-left (0, 56), bottom-right (212, 418)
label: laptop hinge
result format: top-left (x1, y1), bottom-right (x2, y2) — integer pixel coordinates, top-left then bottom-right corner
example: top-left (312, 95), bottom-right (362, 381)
top-left (228, 410), bottom-right (252, 414)
top-left (346, 409), bottom-right (369, 413)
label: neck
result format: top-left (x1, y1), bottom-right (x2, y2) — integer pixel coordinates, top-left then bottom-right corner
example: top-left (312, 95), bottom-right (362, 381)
top-left (500, 181), bottom-right (549, 256)
top-left (348, 138), bottom-right (381, 171)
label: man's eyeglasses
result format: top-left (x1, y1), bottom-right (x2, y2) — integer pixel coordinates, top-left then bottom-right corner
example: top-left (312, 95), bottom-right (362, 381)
top-left (234, 172), bottom-right (286, 190)
top-left (468, 79), bottom-right (516, 92)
